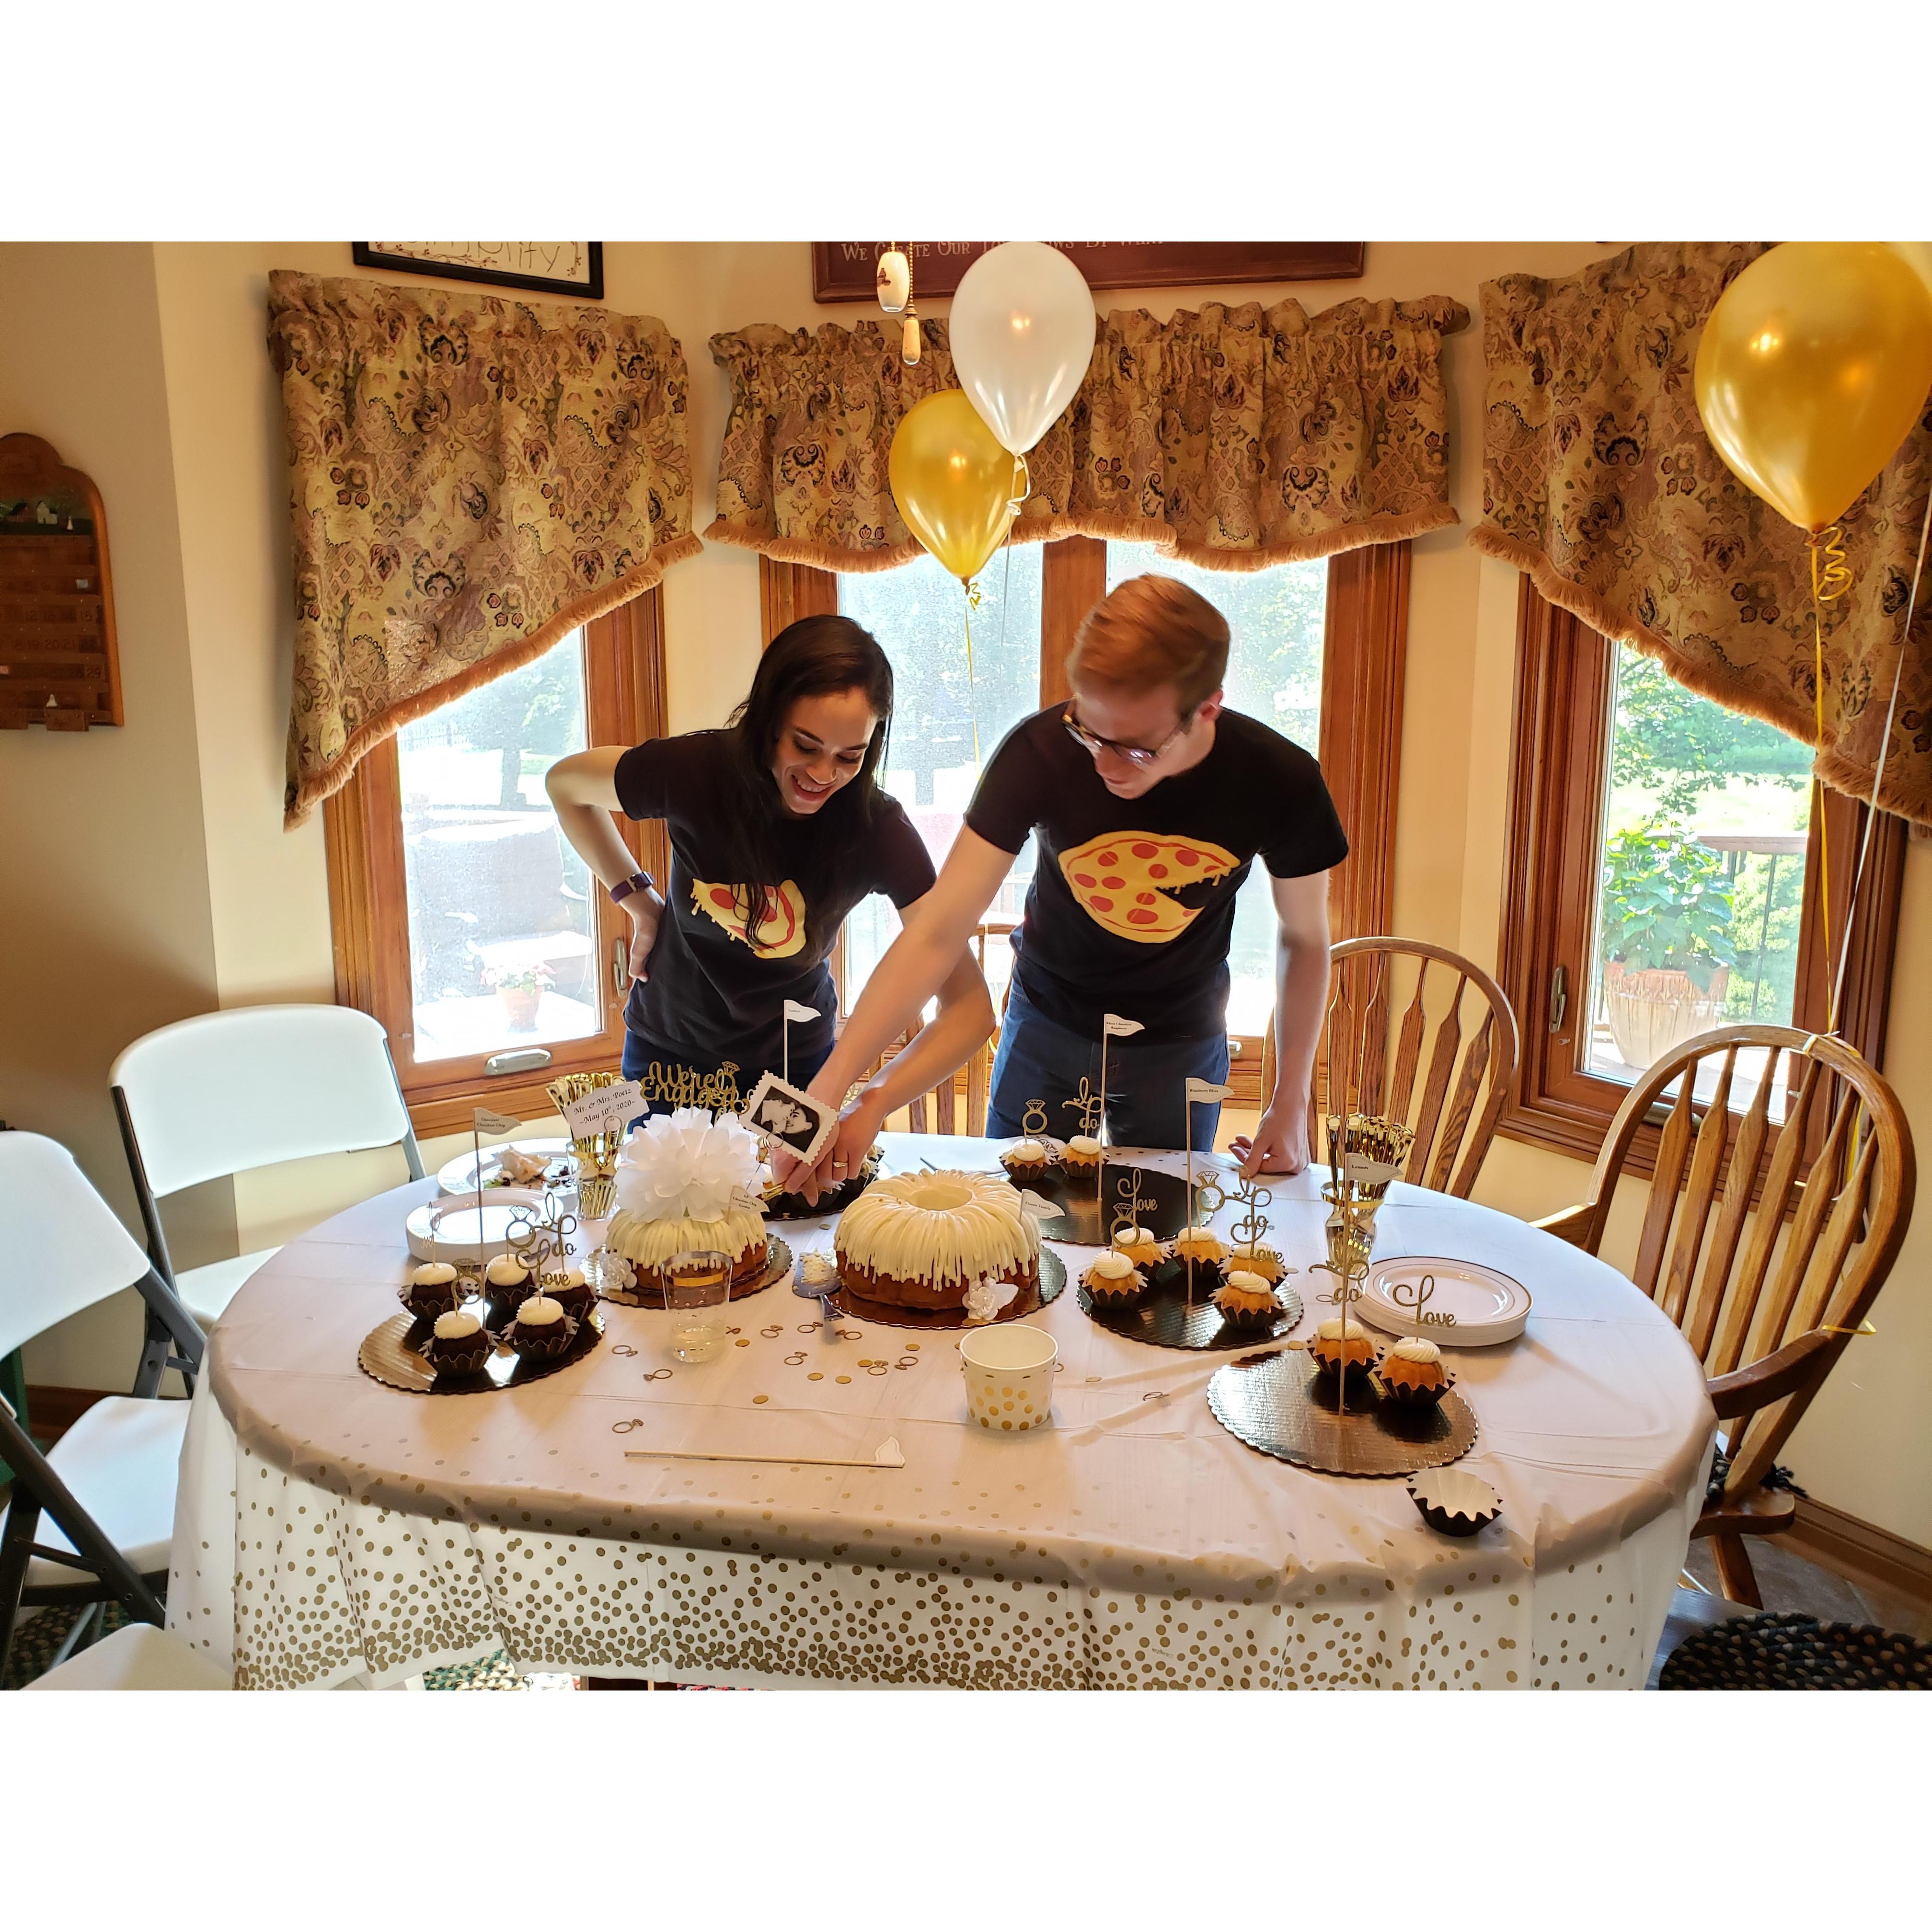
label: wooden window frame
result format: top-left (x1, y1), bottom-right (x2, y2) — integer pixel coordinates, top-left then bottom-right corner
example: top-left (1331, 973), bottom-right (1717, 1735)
top-left (1496, 576), bottom-right (1906, 1172)
top-left (760, 538), bottom-right (1410, 1109)
top-left (323, 593), bottom-right (669, 1136)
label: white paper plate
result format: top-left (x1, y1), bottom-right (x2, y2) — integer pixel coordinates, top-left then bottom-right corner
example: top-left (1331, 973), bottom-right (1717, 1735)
top-left (406, 1190), bottom-right (548, 1262)
top-left (436, 1137), bottom-right (573, 1197)
top-left (1353, 1255), bottom-right (1530, 1347)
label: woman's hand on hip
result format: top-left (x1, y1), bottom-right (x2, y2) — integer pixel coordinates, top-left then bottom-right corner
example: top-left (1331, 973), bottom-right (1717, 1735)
top-left (625, 886), bottom-right (666, 985)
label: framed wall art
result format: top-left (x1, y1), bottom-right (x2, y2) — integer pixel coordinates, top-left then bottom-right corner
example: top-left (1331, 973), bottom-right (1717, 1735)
top-left (352, 242), bottom-right (604, 301)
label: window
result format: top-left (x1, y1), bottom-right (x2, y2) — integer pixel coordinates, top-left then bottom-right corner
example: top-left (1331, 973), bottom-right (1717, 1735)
top-left (838, 546), bottom-right (1044, 1010)
top-left (1105, 543), bottom-right (1328, 1036)
top-left (1499, 579), bottom-right (1904, 1165)
top-left (324, 596), bottom-right (668, 1134)
top-left (763, 538), bottom-right (1409, 1109)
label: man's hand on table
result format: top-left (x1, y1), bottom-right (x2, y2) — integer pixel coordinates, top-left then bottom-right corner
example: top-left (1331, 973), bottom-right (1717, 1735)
top-left (1229, 1095), bottom-right (1312, 1178)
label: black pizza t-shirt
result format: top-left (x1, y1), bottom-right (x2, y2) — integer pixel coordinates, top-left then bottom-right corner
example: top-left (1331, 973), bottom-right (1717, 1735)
top-left (964, 706), bottom-right (1348, 1039)
top-left (614, 732), bottom-right (937, 1072)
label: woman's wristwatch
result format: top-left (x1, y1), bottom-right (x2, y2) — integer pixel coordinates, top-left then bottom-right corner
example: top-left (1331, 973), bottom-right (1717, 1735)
top-left (609, 870), bottom-right (656, 908)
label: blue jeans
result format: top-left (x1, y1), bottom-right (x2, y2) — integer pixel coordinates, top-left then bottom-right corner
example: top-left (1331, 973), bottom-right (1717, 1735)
top-left (620, 1030), bottom-right (830, 1129)
top-left (986, 976), bottom-right (1230, 1152)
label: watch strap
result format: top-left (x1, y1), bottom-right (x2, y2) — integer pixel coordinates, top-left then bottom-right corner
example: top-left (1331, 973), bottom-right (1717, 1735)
top-left (609, 870), bottom-right (655, 906)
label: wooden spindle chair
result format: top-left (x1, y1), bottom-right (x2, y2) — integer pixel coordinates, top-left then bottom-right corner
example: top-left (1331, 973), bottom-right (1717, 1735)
top-left (1262, 937), bottom-right (1521, 1197)
top-left (1534, 1025), bottom-right (1915, 1608)
top-left (861, 1019), bottom-right (992, 1138)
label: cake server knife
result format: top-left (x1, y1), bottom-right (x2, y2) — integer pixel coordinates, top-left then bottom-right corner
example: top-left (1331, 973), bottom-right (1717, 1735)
top-left (625, 1437), bottom-right (905, 1470)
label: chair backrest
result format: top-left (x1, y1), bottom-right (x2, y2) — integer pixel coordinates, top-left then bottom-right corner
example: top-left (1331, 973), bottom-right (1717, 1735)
top-left (868, 1024), bottom-right (992, 1138)
top-left (1263, 937), bottom-right (1521, 1198)
top-left (1575, 1024), bottom-right (1915, 1495)
top-left (110, 1004), bottom-right (414, 1197)
top-left (0, 1134), bottom-right (153, 1360)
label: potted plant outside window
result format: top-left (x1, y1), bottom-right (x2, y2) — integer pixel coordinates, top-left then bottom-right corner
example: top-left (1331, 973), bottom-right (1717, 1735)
top-left (487, 963), bottom-right (554, 1032)
top-left (1598, 823), bottom-right (1737, 1070)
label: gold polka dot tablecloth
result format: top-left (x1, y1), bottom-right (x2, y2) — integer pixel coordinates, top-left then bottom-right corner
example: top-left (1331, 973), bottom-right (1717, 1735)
top-left (167, 1135), bottom-right (1715, 1690)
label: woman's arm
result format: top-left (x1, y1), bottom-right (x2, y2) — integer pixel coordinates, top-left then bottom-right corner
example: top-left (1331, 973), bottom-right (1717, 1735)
top-left (544, 747), bottom-right (667, 985)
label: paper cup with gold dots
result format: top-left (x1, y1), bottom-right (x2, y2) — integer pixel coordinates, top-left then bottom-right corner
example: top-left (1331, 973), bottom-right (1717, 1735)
top-left (959, 1322), bottom-right (1058, 1433)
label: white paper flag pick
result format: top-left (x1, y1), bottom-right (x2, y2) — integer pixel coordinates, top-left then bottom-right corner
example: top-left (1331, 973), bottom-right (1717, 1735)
top-left (1102, 1013), bottom-right (1145, 1038)
top-left (472, 1106), bottom-right (522, 1136)
top-left (782, 1000), bottom-right (820, 1024)
top-left (1185, 1079), bottom-right (1236, 1104)
top-left (1016, 1189), bottom-right (1058, 1223)
top-left (781, 999), bottom-right (820, 1083)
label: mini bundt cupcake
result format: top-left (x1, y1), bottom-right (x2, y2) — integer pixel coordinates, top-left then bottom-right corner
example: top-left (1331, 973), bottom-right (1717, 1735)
top-left (504, 1294), bottom-right (576, 1361)
top-left (1111, 1224), bottom-right (1164, 1269)
top-left (1307, 1316), bottom-right (1380, 1388)
top-left (1377, 1336), bottom-right (1454, 1409)
top-left (1212, 1269), bottom-right (1280, 1331)
top-left (1081, 1250), bottom-right (1145, 1309)
top-left (1224, 1239), bottom-right (1286, 1285)
top-left (483, 1253), bottom-right (532, 1304)
top-left (1166, 1224), bottom-right (1228, 1282)
top-left (546, 1267), bottom-right (597, 1322)
top-left (401, 1261), bottom-right (463, 1321)
top-left (999, 1138), bottom-right (1059, 1185)
top-left (423, 1307), bottom-right (494, 1376)
top-left (1061, 1133), bottom-right (1103, 1177)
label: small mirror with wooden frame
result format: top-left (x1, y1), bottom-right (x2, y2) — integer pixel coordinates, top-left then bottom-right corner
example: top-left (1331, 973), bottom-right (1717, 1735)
top-left (0, 433), bottom-right (122, 731)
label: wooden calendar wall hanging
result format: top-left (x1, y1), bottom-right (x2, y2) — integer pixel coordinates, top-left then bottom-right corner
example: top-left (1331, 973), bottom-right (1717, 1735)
top-left (0, 433), bottom-right (123, 730)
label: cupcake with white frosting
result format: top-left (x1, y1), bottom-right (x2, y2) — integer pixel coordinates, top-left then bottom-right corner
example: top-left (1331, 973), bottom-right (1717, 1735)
top-left (1110, 1224), bottom-right (1163, 1270)
top-left (1061, 1133), bottom-right (1103, 1177)
top-left (547, 1266), bottom-right (596, 1322)
top-left (1081, 1249), bottom-right (1145, 1309)
top-left (999, 1138), bottom-right (1058, 1185)
top-left (424, 1306), bottom-right (493, 1375)
top-left (505, 1293), bottom-right (576, 1361)
top-left (401, 1260), bottom-right (463, 1321)
top-left (1377, 1336), bottom-right (1453, 1409)
top-left (1211, 1269), bottom-right (1280, 1331)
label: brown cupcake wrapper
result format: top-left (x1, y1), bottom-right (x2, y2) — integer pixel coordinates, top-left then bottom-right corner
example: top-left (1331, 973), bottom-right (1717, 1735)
top-left (1084, 1275), bottom-right (1146, 1308)
top-left (399, 1283), bottom-right (466, 1321)
top-left (1307, 1349), bottom-right (1380, 1384)
top-left (1375, 1371), bottom-right (1454, 1410)
top-left (1213, 1298), bottom-right (1280, 1331)
top-left (1408, 1481), bottom-right (1500, 1539)
top-left (425, 1338), bottom-right (496, 1378)
top-left (505, 1316), bottom-right (578, 1360)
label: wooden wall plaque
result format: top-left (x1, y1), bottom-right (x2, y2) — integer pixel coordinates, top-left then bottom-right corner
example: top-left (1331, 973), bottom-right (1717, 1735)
top-left (811, 242), bottom-right (1366, 304)
top-left (0, 433), bottom-right (122, 731)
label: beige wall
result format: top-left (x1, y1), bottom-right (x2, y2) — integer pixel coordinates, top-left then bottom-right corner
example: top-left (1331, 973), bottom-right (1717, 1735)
top-left (5, 240), bottom-right (1928, 1547)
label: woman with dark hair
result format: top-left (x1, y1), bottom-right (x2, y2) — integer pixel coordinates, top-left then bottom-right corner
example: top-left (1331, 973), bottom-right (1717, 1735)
top-left (545, 615), bottom-right (992, 1146)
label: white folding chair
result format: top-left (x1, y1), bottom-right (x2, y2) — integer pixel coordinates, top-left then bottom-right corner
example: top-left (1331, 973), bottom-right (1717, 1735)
top-left (0, 1132), bottom-right (206, 1683)
top-left (111, 1004), bottom-right (425, 1328)
top-left (23, 1621), bottom-right (231, 1690)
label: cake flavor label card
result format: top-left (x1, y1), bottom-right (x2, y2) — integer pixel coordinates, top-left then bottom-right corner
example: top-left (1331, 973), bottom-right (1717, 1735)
top-left (744, 1071), bottom-right (838, 1169)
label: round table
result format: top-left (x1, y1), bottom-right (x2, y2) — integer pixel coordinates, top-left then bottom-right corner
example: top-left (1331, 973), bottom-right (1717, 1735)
top-left (167, 1135), bottom-right (1714, 1690)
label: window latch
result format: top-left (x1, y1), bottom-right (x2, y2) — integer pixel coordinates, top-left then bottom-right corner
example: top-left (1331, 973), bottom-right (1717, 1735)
top-left (484, 1048), bottom-right (552, 1076)
top-left (1548, 964), bottom-right (1568, 1035)
top-left (612, 937), bottom-right (628, 998)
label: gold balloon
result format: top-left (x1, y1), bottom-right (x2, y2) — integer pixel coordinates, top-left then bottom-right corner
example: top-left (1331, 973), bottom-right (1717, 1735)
top-left (888, 390), bottom-right (1022, 582)
top-left (1695, 242), bottom-right (1932, 531)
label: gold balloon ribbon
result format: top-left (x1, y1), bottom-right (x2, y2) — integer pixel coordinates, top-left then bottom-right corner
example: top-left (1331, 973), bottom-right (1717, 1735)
top-left (1806, 526), bottom-right (1852, 1030)
top-left (961, 577), bottom-right (984, 768)
top-left (1819, 1319), bottom-right (1878, 1338)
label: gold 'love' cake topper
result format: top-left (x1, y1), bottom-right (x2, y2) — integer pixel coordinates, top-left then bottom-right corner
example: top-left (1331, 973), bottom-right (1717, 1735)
top-left (1109, 1171), bottom-right (1153, 1243)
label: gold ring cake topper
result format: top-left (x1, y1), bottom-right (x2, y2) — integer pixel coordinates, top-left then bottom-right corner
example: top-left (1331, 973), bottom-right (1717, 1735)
top-left (1020, 1098), bottom-right (1050, 1138)
top-left (1060, 1079), bottom-right (1104, 1137)
top-left (1192, 1172), bottom-right (1229, 1221)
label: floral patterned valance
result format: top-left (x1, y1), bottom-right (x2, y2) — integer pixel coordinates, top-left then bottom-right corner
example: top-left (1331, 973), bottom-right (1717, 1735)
top-left (1472, 242), bottom-right (1932, 826)
top-left (269, 271), bottom-right (700, 826)
top-left (707, 295), bottom-right (1469, 575)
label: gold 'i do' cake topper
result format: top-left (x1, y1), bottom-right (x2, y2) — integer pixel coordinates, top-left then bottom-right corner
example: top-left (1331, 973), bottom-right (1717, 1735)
top-left (1060, 1080), bottom-right (1104, 1137)
top-left (506, 1201), bottom-right (579, 1288)
top-left (1229, 1178), bottom-right (1273, 1253)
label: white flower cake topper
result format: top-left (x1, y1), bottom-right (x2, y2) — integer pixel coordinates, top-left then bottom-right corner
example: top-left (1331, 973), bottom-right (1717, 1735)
top-left (963, 1274), bottom-right (1020, 1325)
top-left (613, 1106), bottom-right (764, 1224)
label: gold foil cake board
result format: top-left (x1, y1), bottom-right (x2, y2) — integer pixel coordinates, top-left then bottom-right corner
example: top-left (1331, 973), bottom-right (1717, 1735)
top-left (1206, 1348), bottom-right (1477, 1478)
top-left (826, 1249), bottom-right (1067, 1332)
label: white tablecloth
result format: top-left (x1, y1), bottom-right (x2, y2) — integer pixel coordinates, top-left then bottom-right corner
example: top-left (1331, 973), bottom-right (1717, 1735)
top-left (168, 1138), bottom-right (1714, 1689)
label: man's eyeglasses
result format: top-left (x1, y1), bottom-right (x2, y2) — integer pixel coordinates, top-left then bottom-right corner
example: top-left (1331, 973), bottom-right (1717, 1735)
top-left (1061, 703), bottom-right (1193, 770)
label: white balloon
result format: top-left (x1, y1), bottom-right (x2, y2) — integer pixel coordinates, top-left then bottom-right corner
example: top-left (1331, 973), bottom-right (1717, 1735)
top-left (949, 242), bottom-right (1096, 456)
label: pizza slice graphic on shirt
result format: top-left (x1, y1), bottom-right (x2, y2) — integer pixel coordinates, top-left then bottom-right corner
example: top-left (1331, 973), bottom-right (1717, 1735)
top-left (690, 878), bottom-right (808, 959)
top-left (1058, 832), bottom-right (1241, 943)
